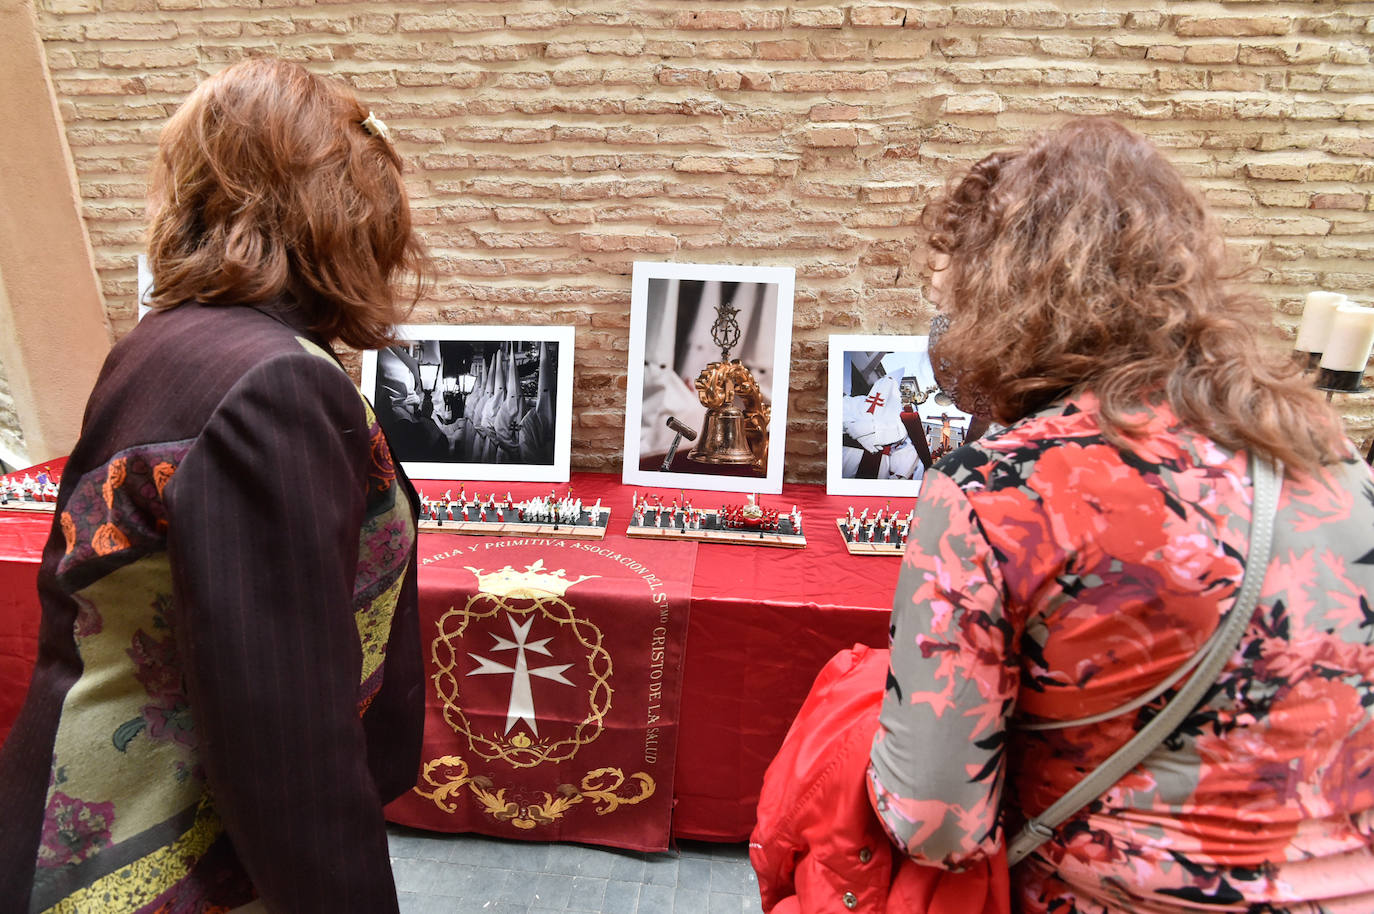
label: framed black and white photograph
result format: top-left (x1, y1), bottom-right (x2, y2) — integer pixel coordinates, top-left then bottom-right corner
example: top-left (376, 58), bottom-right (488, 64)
top-left (622, 262), bottom-right (795, 495)
top-left (826, 334), bottom-right (976, 498)
top-left (361, 325), bottom-right (574, 483)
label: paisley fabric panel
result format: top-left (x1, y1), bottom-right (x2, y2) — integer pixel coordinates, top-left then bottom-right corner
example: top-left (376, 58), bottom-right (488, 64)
top-left (53, 441), bottom-right (193, 589)
top-left (353, 396), bottom-right (415, 712)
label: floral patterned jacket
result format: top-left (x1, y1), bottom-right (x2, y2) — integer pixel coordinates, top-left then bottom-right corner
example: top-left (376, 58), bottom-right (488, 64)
top-left (0, 302), bottom-right (423, 914)
top-left (868, 394), bottom-right (1374, 913)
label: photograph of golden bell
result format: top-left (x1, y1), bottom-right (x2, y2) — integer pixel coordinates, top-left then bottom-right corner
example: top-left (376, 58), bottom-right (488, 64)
top-left (689, 359), bottom-right (770, 471)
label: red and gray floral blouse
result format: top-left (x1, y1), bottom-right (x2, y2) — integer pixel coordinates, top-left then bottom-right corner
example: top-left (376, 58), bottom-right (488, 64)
top-left (868, 394), bottom-right (1374, 913)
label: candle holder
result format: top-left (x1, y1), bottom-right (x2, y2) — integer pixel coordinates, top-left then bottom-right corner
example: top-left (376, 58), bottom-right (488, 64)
top-left (1293, 350), bottom-right (1322, 372)
top-left (1314, 366), bottom-right (1367, 394)
top-left (1312, 303), bottom-right (1374, 400)
top-left (1293, 292), bottom-right (1350, 375)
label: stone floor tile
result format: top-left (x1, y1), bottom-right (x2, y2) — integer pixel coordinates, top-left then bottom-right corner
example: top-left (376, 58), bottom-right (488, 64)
top-left (387, 826), bottom-right (765, 914)
top-left (391, 856), bottom-right (480, 897)
top-left (709, 856), bottom-right (758, 895)
top-left (490, 867), bottom-right (542, 906)
top-left (707, 892), bottom-right (744, 914)
top-left (642, 852), bottom-right (680, 885)
top-left (467, 866), bottom-right (511, 900)
top-left (395, 891), bottom-right (442, 914)
top-left (637, 882), bottom-right (676, 912)
top-left (677, 855), bottom-right (713, 889)
top-left (674, 885), bottom-right (711, 914)
top-left (544, 841), bottom-right (616, 878)
top-left (602, 878), bottom-right (643, 914)
top-left (387, 826), bottom-right (460, 862)
top-left (447, 834), bottom-right (548, 871)
top-left (528, 870), bottom-right (575, 909)
top-left (607, 850), bottom-right (648, 883)
top-left (567, 874), bottom-right (610, 911)
top-left (712, 891), bottom-right (766, 914)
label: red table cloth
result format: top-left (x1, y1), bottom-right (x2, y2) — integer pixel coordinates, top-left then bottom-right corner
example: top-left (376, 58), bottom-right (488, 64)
top-left (400, 473), bottom-right (901, 843)
top-left (386, 535), bottom-right (698, 851)
top-left (0, 468), bottom-right (903, 843)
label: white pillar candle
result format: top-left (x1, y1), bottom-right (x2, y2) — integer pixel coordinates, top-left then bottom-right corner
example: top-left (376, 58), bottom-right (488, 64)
top-left (1294, 291), bottom-right (1349, 352)
top-left (1319, 304), bottom-right (1374, 372)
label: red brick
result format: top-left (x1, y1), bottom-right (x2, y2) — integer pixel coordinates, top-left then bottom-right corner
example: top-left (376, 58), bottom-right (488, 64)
top-left (812, 37), bottom-right (867, 60)
top-left (1184, 43), bottom-right (1240, 64)
top-left (1310, 193), bottom-right (1367, 210)
top-left (850, 6), bottom-right (905, 28)
top-left (98, 48), bottom-right (197, 69)
top-left (577, 233), bottom-right (678, 253)
top-left (656, 68), bottom-right (710, 88)
top-left (875, 38), bottom-right (931, 59)
top-left (675, 157), bottom-right (729, 174)
top-left (774, 71), bottom-right (889, 92)
top-left (752, 38), bottom-right (802, 58)
top-left (701, 40), bottom-right (751, 59)
top-left (788, 8), bottom-right (844, 28)
top-left (84, 20), bottom-right (179, 40)
top-left (1176, 16), bottom-right (1291, 37)
top-left (802, 125), bottom-right (860, 147)
top-left (673, 10), bottom-right (743, 29)
top-left (54, 76), bottom-right (147, 96)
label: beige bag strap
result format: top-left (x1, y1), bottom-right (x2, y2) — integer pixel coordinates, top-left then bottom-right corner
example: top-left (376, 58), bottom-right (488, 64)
top-left (1007, 454), bottom-right (1283, 867)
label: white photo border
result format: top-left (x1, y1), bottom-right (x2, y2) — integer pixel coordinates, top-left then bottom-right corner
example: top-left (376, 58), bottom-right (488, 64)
top-left (622, 261), bottom-right (795, 495)
top-left (827, 333), bottom-right (932, 498)
top-left (360, 324), bottom-right (575, 483)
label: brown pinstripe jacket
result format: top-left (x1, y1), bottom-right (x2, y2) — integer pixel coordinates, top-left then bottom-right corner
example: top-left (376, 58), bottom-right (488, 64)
top-left (0, 301), bottom-right (423, 913)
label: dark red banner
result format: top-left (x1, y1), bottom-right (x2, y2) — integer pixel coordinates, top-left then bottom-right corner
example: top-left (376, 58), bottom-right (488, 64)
top-left (385, 535), bottom-right (697, 851)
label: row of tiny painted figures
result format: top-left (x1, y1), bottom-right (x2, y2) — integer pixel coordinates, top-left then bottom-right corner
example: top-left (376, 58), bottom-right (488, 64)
top-left (631, 491), bottom-right (803, 535)
top-left (844, 506), bottom-right (915, 545)
top-left (0, 473), bottom-right (59, 504)
top-left (419, 486), bottom-right (604, 526)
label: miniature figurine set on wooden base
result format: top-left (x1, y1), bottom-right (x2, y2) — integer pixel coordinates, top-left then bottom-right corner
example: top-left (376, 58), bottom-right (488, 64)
top-left (625, 491), bottom-right (806, 549)
top-left (835, 505), bottom-right (915, 556)
top-left (418, 486), bottom-right (610, 540)
top-left (0, 472), bottom-right (60, 513)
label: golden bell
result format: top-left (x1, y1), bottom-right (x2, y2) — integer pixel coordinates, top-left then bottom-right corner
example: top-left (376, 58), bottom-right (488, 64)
top-left (933, 391), bottom-right (953, 407)
top-left (688, 406), bottom-right (757, 465)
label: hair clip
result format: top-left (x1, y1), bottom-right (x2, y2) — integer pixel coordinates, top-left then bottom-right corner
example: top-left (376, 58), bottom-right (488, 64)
top-left (361, 111), bottom-right (391, 143)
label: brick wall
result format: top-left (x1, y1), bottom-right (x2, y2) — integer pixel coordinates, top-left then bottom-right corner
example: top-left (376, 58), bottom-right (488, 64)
top-left (34, 1), bottom-right (1374, 481)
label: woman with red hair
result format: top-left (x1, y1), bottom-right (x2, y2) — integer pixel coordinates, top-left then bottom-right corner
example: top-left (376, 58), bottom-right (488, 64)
top-left (0, 58), bottom-right (428, 913)
top-left (868, 119), bottom-right (1374, 911)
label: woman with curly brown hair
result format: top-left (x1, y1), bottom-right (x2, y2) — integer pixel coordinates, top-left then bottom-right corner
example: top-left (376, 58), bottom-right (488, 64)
top-left (868, 119), bottom-right (1374, 911)
top-left (0, 58), bottom-right (429, 913)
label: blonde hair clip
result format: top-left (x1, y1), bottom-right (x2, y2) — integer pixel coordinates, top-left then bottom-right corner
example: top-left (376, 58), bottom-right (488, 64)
top-left (361, 111), bottom-right (391, 143)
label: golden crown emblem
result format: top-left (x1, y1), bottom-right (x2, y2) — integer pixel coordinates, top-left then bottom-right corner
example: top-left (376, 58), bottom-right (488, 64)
top-left (464, 559), bottom-right (598, 599)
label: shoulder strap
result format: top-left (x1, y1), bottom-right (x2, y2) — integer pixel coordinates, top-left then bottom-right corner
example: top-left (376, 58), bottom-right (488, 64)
top-left (1006, 454), bottom-right (1283, 867)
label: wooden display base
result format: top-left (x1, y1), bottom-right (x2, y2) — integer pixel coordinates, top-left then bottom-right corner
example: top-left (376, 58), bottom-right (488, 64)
top-left (626, 506), bottom-right (806, 550)
top-left (419, 508), bottom-right (610, 541)
top-left (0, 498), bottom-right (56, 514)
top-left (835, 518), bottom-right (906, 556)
